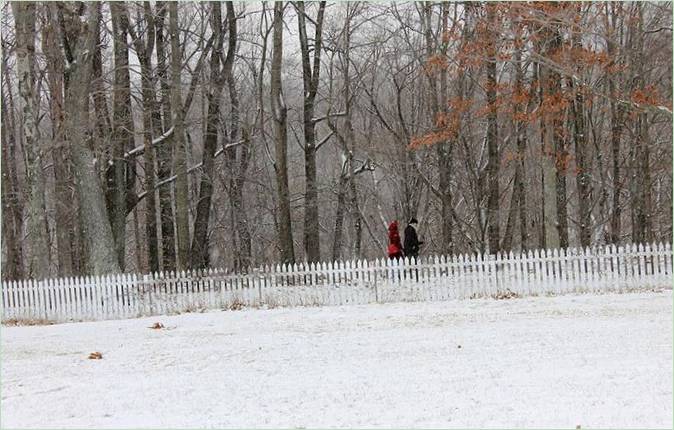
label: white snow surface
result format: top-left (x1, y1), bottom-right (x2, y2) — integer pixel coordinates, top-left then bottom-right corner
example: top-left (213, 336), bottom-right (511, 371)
top-left (2, 291), bottom-right (672, 429)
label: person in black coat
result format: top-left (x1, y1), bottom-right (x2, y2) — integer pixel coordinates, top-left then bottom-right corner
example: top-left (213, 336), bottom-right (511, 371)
top-left (403, 218), bottom-right (423, 259)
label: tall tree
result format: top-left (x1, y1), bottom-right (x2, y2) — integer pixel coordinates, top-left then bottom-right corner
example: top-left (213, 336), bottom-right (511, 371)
top-left (271, 2), bottom-right (295, 264)
top-left (154, 1), bottom-right (176, 271)
top-left (569, 16), bottom-right (592, 248)
top-left (109, 1), bottom-right (136, 270)
top-left (12, 2), bottom-right (50, 279)
top-left (190, 1), bottom-right (237, 269)
top-left (1, 93), bottom-right (23, 279)
top-left (43, 4), bottom-right (74, 276)
top-left (128, 1), bottom-right (160, 272)
top-left (59, 2), bottom-right (120, 275)
top-left (169, 1), bottom-right (190, 270)
top-left (604, 2), bottom-right (625, 245)
top-left (296, 1), bottom-right (326, 263)
top-left (485, 4), bottom-right (500, 254)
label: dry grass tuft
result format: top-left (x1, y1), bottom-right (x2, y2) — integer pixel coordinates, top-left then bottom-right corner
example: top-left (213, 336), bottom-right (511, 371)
top-left (493, 289), bottom-right (520, 300)
top-left (2, 318), bottom-right (55, 326)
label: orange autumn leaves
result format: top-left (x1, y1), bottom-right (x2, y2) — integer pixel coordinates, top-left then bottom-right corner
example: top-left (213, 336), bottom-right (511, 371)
top-left (411, 43), bottom-right (669, 151)
top-left (410, 97), bottom-right (472, 148)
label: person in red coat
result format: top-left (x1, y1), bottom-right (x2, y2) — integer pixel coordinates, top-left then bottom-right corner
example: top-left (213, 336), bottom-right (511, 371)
top-left (387, 220), bottom-right (404, 260)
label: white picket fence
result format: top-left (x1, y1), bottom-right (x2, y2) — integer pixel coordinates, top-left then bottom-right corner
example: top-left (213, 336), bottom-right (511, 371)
top-left (1, 242), bottom-right (672, 324)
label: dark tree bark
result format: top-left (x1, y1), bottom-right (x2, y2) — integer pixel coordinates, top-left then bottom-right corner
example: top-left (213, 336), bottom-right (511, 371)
top-left (190, 1), bottom-right (237, 269)
top-left (1, 37), bottom-right (25, 280)
top-left (631, 3), bottom-right (653, 245)
top-left (514, 27), bottom-right (530, 251)
top-left (109, 2), bottom-right (136, 270)
top-left (154, 1), bottom-right (176, 272)
top-left (485, 5), bottom-right (500, 254)
top-left (296, 1), bottom-right (326, 263)
top-left (271, 2), bottom-right (295, 264)
top-left (43, 5), bottom-right (73, 276)
top-left (423, 2), bottom-right (453, 255)
top-left (604, 2), bottom-right (625, 245)
top-left (129, 1), bottom-right (160, 272)
top-left (569, 77), bottom-right (591, 248)
top-left (1, 95), bottom-right (23, 280)
top-left (225, 76), bottom-right (253, 271)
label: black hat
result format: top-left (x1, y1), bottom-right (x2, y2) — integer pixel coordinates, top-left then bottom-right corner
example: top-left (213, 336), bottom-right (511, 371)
top-left (409, 217), bottom-right (418, 225)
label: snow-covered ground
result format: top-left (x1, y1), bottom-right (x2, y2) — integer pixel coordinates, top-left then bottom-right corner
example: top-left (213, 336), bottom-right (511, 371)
top-left (2, 291), bottom-right (672, 428)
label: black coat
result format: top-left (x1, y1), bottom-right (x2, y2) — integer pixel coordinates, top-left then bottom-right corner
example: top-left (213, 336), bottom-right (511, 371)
top-left (403, 224), bottom-right (423, 257)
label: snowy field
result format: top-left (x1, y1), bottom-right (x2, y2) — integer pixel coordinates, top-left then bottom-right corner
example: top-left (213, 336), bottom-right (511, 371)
top-left (2, 291), bottom-right (672, 428)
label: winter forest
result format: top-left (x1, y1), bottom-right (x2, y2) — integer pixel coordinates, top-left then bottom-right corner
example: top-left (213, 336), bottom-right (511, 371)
top-left (1, 1), bottom-right (672, 280)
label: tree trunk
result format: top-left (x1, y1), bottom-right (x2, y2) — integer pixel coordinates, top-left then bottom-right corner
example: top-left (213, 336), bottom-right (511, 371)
top-left (128, 1), bottom-right (160, 272)
top-left (423, 2), bottom-right (453, 256)
top-left (154, 1), bottom-right (176, 272)
top-left (271, 2), bottom-right (295, 264)
top-left (605, 3), bottom-right (625, 245)
top-left (91, 26), bottom-right (113, 185)
top-left (514, 29), bottom-right (529, 251)
top-left (297, 1), bottom-right (326, 263)
top-left (569, 75), bottom-right (591, 248)
top-left (43, 8), bottom-right (73, 276)
top-left (485, 6), bottom-right (500, 254)
top-left (110, 2), bottom-right (135, 270)
top-left (1, 95), bottom-right (23, 280)
top-left (224, 70), bottom-right (253, 271)
top-left (60, 2), bottom-right (121, 276)
top-left (631, 3), bottom-right (653, 245)
top-left (191, 1), bottom-right (237, 269)
top-left (546, 22), bottom-right (570, 249)
top-left (332, 165), bottom-right (349, 261)
top-left (169, 1), bottom-right (190, 271)
top-left (501, 173), bottom-right (519, 252)
top-left (539, 31), bottom-right (562, 250)
top-left (12, 2), bottom-right (51, 279)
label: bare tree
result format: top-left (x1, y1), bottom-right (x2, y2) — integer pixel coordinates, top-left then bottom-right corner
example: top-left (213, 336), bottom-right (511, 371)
top-left (13, 2), bottom-right (50, 278)
top-left (296, 1), bottom-right (326, 263)
top-left (169, 1), bottom-right (190, 271)
top-left (271, 1), bottom-right (295, 264)
top-left (190, 1), bottom-right (237, 269)
top-left (59, 2), bottom-right (120, 275)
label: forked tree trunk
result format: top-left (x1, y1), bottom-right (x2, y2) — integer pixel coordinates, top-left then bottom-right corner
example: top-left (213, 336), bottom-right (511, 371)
top-left (60, 2), bottom-right (120, 275)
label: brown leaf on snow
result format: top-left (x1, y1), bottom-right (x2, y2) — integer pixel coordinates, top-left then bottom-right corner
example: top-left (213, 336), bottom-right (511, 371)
top-left (88, 352), bottom-right (103, 360)
top-left (149, 322), bottom-right (165, 329)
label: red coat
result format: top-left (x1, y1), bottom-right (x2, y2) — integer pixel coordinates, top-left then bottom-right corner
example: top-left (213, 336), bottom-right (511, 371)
top-left (387, 221), bottom-right (404, 259)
